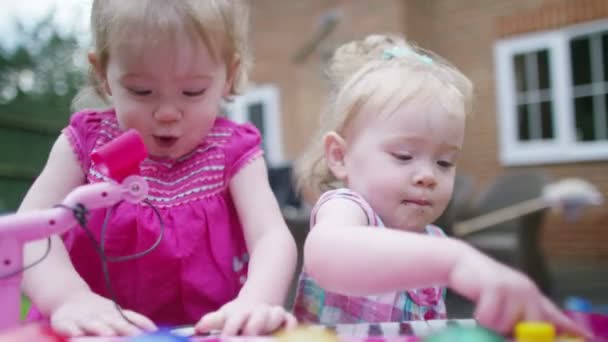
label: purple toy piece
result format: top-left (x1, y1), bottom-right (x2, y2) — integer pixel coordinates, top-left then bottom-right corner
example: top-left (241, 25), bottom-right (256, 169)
top-left (567, 311), bottom-right (608, 341)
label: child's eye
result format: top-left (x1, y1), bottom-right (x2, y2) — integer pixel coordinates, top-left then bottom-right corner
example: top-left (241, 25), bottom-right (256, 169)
top-left (128, 88), bottom-right (152, 96)
top-left (183, 89), bottom-right (206, 97)
top-left (392, 153), bottom-right (412, 161)
top-left (437, 160), bottom-right (454, 168)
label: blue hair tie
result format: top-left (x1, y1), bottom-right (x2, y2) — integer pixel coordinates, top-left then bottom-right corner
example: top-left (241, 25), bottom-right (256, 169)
top-left (418, 55), bottom-right (433, 64)
top-left (381, 46), bottom-right (433, 65)
top-left (381, 46), bottom-right (409, 60)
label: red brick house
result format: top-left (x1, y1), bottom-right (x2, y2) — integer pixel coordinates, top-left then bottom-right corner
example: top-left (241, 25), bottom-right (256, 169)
top-left (229, 0), bottom-right (607, 262)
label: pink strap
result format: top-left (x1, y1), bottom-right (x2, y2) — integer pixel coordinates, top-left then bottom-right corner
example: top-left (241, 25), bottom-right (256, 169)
top-left (310, 189), bottom-right (379, 229)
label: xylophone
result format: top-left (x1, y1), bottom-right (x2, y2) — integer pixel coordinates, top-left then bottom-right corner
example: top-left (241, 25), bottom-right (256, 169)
top-left (3, 313), bottom-right (606, 341)
top-left (164, 318), bottom-right (477, 341)
top-left (37, 319), bottom-right (478, 341)
top-left (315, 319), bottom-right (478, 338)
top-left (168, 318), bottom-right (477, 341)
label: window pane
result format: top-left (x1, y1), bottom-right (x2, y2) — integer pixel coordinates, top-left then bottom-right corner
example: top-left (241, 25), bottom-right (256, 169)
top-left (248, 102), bottom-right (266, 148)
top-left (605, 94), bottom-right (608, 140)
top-left (571, 37), bottom-right (591, 86)
top-left (537, 50), bottom-right (551, 90)
top-left (513, 54), bottom-right (527, 92)
top-left (518, 104), bottom-right (530, 141)
top-left (540, 101), bottom-right (554, 139)
top-left (248, 102), bottom-right (265, 135)
top-left (574, 96), bottom-right (595, 141)
top-left (603, 33), bottom-right (608, 82)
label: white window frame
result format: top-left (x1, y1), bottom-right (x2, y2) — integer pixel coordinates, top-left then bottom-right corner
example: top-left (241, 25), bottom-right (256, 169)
top-left (223, 85), bottom-right (285, 167)
top-left (495, 19), bottom-right (608, 165)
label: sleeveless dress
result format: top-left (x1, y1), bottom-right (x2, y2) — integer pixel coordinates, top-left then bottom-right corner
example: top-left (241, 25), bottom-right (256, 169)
top-left (293, 188), bottom-right (447, 324)
top-left (28, 109), bottom-right (263, 326)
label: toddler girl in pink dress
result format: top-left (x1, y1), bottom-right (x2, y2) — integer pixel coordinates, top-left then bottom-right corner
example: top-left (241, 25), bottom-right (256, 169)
top-left (20, 0), bottom-right (296, 337)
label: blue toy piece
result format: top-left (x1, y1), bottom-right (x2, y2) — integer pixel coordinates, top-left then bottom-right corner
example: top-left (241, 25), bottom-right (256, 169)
top-left (129, 329), bottom-right (189, 342)
top-left (564, 296), bottom-right (593, 313)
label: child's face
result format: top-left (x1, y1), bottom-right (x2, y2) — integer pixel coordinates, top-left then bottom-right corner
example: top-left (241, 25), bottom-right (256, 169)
top-left (95, 33), bottom-right (232, 159)
top-left (339, 96), bottom-right (465, 231)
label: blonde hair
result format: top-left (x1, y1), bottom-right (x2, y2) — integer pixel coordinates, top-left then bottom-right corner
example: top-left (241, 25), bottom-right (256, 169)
top-left (72, 0), bottom-right (251, 110)
top-left (296, 34), bottom-right (474, 200)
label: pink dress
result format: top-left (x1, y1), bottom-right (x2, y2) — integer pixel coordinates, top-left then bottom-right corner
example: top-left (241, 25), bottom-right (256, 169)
top-left (29, 109), bottom-right (262, 326)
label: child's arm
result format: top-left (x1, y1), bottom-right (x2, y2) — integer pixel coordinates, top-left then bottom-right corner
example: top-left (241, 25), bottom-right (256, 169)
top-left (230, 158), bottom-right (297, 306)
top-left (20, 134), bottom-right (155, 337)
top-left (20, 134), bottom-right (93, 313)
top-left (304, 198), bottom-right (463, 293)
top-left (304, 197), bottom-right (591, 339)
top-left (196, 157), bottom-right (297, 336)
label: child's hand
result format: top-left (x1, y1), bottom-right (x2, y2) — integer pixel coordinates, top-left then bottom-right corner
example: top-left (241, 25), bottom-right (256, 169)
top-left (50, 290), bottom-right (156, 337)
top-left (450, 250), bottom-right (591, 339)
top-left (195, 298), bottom-right (297, 336)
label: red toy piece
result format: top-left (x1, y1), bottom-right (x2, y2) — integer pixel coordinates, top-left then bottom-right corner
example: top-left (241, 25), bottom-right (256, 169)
top-left (0, 323), bottom-right (67, 342)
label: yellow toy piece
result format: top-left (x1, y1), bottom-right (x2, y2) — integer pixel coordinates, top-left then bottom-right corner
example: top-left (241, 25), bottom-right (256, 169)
top-left (515, 322), bottom-right (556, 342)
top-left (275, 326), bottom-right (340, 342)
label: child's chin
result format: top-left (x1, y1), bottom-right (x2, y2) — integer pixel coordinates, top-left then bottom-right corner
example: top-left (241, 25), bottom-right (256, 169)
top-left (392, 220), bottom-right (428, 232)
top-left (394, 212), bottom-right (433, 228)
top-left (149, 150), bottom-right (179, 160)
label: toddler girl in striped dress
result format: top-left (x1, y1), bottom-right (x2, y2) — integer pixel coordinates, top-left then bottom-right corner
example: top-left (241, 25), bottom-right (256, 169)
top-left (293, 34), bottom-right (588, 339)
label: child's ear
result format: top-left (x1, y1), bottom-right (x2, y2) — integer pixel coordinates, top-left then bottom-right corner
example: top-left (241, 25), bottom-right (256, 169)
top-left (324, 131), bottom-right (348, 181)
top-left (88, 52), bottom-right (111, 96)
top-left (223, 56), bottom-right (240, 97)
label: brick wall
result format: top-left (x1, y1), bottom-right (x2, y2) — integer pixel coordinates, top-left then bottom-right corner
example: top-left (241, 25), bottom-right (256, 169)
top-left (496, 0), bottom-right (608, 38)
top-left (249, 0), bottom-right (406, 160)
top-left (250, 0), bottom-right (608, 260)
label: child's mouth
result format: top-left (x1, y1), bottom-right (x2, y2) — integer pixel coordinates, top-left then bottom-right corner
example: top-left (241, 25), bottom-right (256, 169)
top-left (153, 136), bottom-right (178, 148)
top-left (402, 199), bottom-right (431, 206)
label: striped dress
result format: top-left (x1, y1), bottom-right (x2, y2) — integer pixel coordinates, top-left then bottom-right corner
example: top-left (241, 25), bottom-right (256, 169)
top-left (293, 188), bottom-right (447, 324)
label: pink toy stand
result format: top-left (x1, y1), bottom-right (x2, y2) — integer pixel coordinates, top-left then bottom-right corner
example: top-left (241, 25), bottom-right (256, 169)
top-left (0, 129), bottom-right (147, 332)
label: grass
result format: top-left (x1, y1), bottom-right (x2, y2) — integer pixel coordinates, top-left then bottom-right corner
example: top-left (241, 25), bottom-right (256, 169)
top-left (21, 295), bottom-right (30, 320)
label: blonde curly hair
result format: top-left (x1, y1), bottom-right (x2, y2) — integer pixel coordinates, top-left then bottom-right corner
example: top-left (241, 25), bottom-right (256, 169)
top-left (295, 34), bottom-right (474, 200)
top-left (73, 0), bottom-right (251, 110)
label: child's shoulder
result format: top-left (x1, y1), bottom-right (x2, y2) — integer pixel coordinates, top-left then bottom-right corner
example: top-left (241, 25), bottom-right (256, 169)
top-left (425, 224), bottom-right (447, 237)
top-left (209, 116), bottom-right (261, 139)
top-left (206, 117), bottom-right (262, 153)
top-left (312, 188), bottom-right (380, 227)
top-left (205, 117), bottom-right (263, 177)
top-left (66, 108), bottom-right (117, 135)
top-left (68, 108), bottom-right (115, 123)
top-left (62, 109), bottom-right (117, 175)
top-left (317, 188), bottom-right (367, 204)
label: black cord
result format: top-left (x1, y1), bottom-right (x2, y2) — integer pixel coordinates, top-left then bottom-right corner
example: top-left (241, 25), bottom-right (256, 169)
top-left (97, 200), bottom-right (165, 324)
top-left (102, 200), bottom-right (165, 262)
top-left (0, 237), bottom-right (52, 280)
top-left (55, 200), bottom-right (165, 327)
top-left (55, 203), bottom-right (104, 256)
top-left (0, 199), bottom-right (164, 325)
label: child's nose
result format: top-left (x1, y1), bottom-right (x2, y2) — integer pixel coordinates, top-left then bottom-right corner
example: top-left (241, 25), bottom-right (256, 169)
top-left (154, 104), bottom-right (182, 123)
top-left (413, 166), bottom-right (437, 188)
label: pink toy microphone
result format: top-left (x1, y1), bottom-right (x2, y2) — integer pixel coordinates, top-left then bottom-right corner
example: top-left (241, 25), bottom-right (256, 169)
top-left (0, 130), bottom-right (148, 332)
top-left (91, 129), bottom-right (147, 182)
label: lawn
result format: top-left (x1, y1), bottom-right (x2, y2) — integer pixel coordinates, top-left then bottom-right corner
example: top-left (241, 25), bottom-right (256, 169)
top-left (21, 295), bottom-right (30, 319)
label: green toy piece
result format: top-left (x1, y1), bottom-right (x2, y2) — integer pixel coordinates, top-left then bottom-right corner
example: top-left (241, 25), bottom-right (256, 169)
top-left (425, 326), bottom-right (505, 342)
